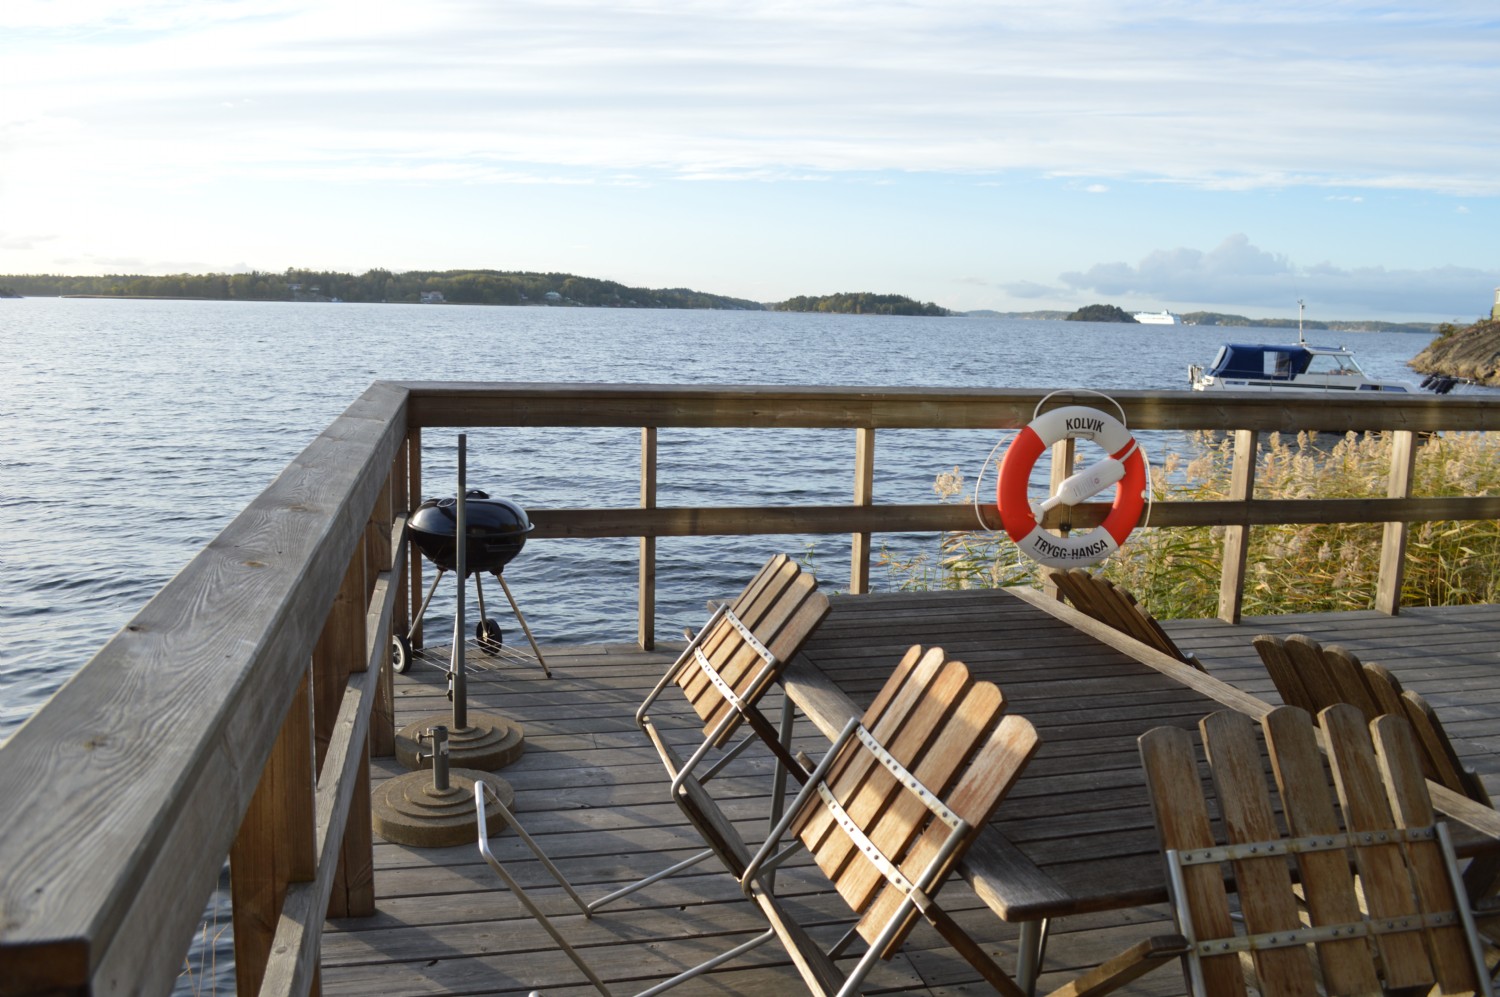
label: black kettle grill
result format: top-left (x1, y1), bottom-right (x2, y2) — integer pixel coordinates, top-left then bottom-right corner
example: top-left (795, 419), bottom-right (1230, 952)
top-left (409, 490), bottom-right (533, 574)
top-left (395, 489), bottom-right (550, 678)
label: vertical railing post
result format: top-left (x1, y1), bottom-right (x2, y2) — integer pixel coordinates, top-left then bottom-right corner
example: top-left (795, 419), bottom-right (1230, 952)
top-left (230, 668), bottom-right (316, 997)
top-left (1042, 438), bottom-right (1076, 598)
top-left (372, 450), bottom-right (404, 759)
top-left (1217, 429), bottom-right (1259, 623)
top-left (313, 549), bottom-right (374, 918)
top-left (850, 428), bottom-right (875, 595)
top-left (638, 427), bottom-right (657, 650)
top-left (1376, 429), bottom-right (1418, 615)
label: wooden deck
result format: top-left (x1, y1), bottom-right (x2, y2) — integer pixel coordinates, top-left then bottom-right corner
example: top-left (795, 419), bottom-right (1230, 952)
top-left (320, 602), bottom-right (1500, 997)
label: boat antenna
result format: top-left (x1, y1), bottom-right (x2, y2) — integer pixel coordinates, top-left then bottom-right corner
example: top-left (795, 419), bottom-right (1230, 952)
top-left (1297, 299), bottom-right (1306, 347)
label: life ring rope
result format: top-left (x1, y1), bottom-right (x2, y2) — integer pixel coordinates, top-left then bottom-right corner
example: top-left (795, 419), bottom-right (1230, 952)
top-left (995, 399), bottom-right (1147, 568)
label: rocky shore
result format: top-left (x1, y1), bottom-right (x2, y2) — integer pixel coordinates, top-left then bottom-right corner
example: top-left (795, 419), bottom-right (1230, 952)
top-left (1408, 318), bottom-right (1500, 387)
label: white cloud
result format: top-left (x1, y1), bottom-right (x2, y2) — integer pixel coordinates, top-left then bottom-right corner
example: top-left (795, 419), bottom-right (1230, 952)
top-left (4, 1), bottom-right (1498, 195)
top-left (1057, 234), bottom-right (1500, 316)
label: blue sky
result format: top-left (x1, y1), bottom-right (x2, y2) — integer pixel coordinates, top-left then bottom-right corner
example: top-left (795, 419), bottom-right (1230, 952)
top-left (2, 1), bottom-right (1497, 321)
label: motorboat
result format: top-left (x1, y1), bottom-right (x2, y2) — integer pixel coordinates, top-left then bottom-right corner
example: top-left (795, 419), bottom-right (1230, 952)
top-left (1189, 300), bottom-right (1430, 394)
top-left (1188, 342), bottom-right (1422, 393)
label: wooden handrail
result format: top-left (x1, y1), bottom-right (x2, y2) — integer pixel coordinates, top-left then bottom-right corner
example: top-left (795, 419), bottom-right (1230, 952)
top-left (0, 382), bottom-right (408, 995)
top-left (1, 380), bottom-right (1496, 996)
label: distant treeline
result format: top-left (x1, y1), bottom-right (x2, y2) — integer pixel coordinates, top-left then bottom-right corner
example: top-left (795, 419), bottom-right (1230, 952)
top-left (1180, 311), bottom-right (1438, 333)
top-left (772, 292), bottom-right (949, 316)
top-left (0, 269), bottom-right (766, 311)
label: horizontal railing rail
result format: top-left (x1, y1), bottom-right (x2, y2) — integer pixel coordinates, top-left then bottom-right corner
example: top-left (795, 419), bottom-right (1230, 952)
top-left (0, 380), bottom-right (1493, 996)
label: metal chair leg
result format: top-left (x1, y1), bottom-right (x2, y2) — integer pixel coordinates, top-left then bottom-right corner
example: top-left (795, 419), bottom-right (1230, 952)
top-left (476, 783), bottom-right (778, 996)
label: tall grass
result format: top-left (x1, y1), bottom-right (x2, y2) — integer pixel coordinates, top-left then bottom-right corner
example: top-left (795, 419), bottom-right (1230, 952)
top-left (879, 431), bottom-right (1500, 618)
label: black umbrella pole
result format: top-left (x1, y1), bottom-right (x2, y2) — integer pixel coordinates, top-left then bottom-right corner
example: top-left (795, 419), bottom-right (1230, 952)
top-left (452, 433), bottom-right (468, 731)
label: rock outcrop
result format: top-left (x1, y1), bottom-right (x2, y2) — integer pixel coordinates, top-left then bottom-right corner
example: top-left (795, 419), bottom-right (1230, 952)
top-left (1408, 319), bottom-right (1500, 387)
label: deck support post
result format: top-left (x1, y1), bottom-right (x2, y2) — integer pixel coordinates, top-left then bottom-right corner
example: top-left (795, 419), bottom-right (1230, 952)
top-left (1376, 429), bottom-right (1418, 615)
top-left (638, 426), bottom-right (657, 650)
top-left (230, 668), bottom-right (317, 997)
top-left (315, 548), bottom-right (375, 918)
top-left (851, 427), bottom-right (875, 595)
top-left (1217, 429), bottom-right (1258, 623)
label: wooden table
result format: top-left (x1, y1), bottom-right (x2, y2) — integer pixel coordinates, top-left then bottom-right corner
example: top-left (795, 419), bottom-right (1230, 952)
top-left (779, 586), bottom-right (1500, 992)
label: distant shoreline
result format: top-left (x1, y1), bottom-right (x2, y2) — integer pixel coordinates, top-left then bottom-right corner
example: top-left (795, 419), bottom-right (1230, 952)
top-left (1, 290), bottom-right (1444, 333)
top-left (60, 294), bottom-right (214, 301)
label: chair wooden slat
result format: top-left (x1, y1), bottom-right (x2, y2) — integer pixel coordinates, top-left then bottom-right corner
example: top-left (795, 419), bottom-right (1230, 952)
top-left (1400, 690), bottom-right (1486, 802)
top-left (1139, 725), bottom-right (1246, 997)
top-left (801, 650), bottom-right (970, 883)
top-left (792, 645), bottom-right (947, 847)
top-left (678, 554), bottom-right (783, 711)
top-left (1360, 661), bottom-right (1407, 718)
top-left (1200, 712), bottom-right (1320, 997)
top-left (1320, 703), bottom-right (1435, 990)
top-left (1260, 707), bottom-right (1379, 995)
top-left (860, 712), bottom-right (1039, 955)
top-left (834, 678), bottom-right (1002, 913)
top-left (1050, 569), bottom-right (1203, 670)
top-left (679, 555), bottom-right (830, 744)
top-left (687, 557), bottom-right (795, 720)
top-left (1254, 634), bottom-right (1317, 714)
top-left (1319, 645), bottom-right (1381, 720)
top-left (1282, 636), bottom-right (1348, 722)
top-left (1370, 714), bottom-right (1483, 994)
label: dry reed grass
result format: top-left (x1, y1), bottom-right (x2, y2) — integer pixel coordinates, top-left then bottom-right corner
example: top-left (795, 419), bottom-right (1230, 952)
top-left (881, 431), bottom-right (1500, 618)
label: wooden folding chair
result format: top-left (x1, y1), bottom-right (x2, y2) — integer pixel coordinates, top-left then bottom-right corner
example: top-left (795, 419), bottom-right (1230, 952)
top-left (473, 554), bottom-right (830, 995)
top-left (1047, 568), bottom-right (1203, 670)
top-left (1254, 634), bottom-right (1490, 806)
top-left (742, 645), bottom-right (1041, 997)
top-left (589, 552), bottom-right (830, 908)
top-left (1051, 704), bottom-right (1493, 997)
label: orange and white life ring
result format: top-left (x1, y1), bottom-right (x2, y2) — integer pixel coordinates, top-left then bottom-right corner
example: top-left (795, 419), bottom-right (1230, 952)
top-left (996, 405), bottom-right (1146, 568)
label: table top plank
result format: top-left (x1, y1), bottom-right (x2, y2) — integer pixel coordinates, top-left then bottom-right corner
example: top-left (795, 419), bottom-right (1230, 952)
top-left (783, 587), bottom-right (1500, 925)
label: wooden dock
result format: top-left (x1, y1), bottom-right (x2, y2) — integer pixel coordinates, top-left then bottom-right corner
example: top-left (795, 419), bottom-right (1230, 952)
top-left (320, 602), bottom-right (1500, 997)
top-left (8, 383), bottom-right (1499, 996)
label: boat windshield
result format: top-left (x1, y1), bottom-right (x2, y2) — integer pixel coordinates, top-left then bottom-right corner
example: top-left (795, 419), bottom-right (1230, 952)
top-left (1305, 351), bottom-right (1364, 376)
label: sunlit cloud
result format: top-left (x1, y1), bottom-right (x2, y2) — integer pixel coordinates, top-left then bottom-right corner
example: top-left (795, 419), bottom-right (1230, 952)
top-left (1058, 234), bottom-right (1500, 316)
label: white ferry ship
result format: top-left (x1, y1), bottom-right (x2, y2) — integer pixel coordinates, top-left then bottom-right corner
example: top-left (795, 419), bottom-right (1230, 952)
top-left (1133, 309), bottom-right (1180, 325)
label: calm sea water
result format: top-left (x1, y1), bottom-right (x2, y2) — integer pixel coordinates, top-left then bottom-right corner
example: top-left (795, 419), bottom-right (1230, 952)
top-left (0, 296), bottom-right (1446, 741)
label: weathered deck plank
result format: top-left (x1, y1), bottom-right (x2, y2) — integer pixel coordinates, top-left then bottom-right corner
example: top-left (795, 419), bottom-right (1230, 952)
top-left (320, 604), bottom-right (1500, 996)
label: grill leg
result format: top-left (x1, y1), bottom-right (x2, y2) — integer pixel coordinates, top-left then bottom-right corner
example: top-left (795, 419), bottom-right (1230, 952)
top-left (498, 573), bottom-right (551, 678)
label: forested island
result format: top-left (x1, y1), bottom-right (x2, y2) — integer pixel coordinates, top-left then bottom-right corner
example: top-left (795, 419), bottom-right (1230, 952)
top-left (1066, 303), bottom-right (1136, 322)
top-left (771, 292), bottom-right (949, 316)
top-left (0, 269), bottom-right (765, 310)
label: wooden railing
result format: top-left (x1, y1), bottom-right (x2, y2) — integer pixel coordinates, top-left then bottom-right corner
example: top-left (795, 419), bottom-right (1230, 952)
top-left (0, 381), bottom-right (1495, 996)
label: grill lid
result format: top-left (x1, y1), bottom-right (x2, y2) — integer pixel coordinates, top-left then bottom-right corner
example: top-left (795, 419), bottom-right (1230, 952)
top-left (408, 489), bottom-right (533, 574)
